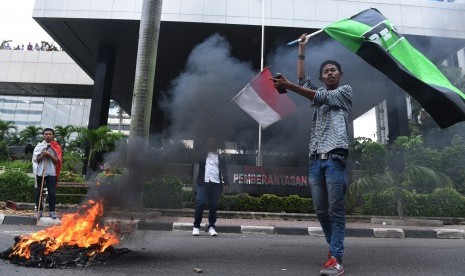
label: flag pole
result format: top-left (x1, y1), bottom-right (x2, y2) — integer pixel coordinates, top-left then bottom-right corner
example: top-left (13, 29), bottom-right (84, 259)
top-left (286, 29), bottom-right (323, 46)
top-left (257, 0), bottom-right (265, 166)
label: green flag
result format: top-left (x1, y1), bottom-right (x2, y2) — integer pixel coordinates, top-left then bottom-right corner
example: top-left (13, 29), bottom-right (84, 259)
top-left (323, 8), bottom-right (465, 128)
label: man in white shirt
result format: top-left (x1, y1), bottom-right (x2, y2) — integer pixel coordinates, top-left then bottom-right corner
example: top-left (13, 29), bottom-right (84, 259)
top-left (192, 138), bottom-right (229, 236)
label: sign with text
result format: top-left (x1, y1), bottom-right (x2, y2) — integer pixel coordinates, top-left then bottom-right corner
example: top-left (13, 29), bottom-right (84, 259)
top-left (227, 165), bottom-right (310, 196)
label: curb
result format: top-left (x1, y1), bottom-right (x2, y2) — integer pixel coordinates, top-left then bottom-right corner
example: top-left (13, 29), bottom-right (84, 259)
top-left (435, 229), bottom-right (465, 239)
top-left (1, 213), bottom-right (464, 239)
top-left (137, 220), bottom-right (464, 239)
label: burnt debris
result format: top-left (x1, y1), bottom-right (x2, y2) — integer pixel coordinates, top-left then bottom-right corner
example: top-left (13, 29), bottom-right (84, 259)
top-left (1, 236), bottom-right (130, 268)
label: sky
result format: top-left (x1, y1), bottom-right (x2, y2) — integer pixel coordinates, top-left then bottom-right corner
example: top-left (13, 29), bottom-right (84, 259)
top-left (0, 0), bottom-right (378, 140)
top-left (0, 0), bottom-right (55, 48)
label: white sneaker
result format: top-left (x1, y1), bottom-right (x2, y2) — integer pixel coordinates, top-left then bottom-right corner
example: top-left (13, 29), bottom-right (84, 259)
top-left (192, 227), bottom-right (200, 236)
top-left (208, 227), bottom-right (218, 236)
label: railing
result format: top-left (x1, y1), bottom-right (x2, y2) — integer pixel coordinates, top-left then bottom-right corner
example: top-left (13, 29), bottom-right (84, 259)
top-left (56, 182), bottom-right (89, 197)
top-left (0, 166), bottom-right (30, 173)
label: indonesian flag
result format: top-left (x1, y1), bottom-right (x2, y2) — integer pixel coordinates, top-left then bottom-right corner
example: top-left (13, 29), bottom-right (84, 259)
top-left (234, 68), bottom-right (297, 128)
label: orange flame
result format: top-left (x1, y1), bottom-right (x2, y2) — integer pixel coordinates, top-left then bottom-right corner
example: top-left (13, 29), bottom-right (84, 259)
top-left (10, 200), bottom-right (118, 259)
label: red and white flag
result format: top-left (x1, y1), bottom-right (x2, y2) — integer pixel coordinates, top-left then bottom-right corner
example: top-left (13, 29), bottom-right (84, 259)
top-left (234, 68), bottom-right (297, 128)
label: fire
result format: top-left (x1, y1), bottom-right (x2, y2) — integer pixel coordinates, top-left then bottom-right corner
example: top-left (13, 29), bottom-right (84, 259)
top-left (9, 200), bottom-right (118, 259)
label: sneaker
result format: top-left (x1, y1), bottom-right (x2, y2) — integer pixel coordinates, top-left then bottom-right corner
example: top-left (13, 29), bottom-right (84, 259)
top-left (208, 227), bottom-right (218, 236)
top-left (320, 257), bottom-right (344, 276)
top-left (36, 211), bottom-right (43, 219)
top-left (49, 211), bottom-right (57, 219)
top-left (192, 227), bottom-right (200, 236)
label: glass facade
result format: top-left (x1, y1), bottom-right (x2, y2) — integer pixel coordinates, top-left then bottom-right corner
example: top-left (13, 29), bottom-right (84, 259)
top-left (0, 95), bottom-right (91, 132)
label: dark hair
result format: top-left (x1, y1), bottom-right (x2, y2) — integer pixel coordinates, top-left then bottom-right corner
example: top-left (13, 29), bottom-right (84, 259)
top-left (319, 60), bottom-right (342, 77)
top-left (43, 128), bottom-right (55, 135)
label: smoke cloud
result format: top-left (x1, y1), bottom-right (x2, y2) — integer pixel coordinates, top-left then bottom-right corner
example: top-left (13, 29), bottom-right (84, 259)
top-left (85, 27), bottom-right (465, 208)
top-left (162, 34), bottom-right (258, 145)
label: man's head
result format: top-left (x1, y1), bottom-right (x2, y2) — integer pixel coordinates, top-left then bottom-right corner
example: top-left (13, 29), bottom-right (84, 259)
top-left (42, 128), bottom-right (55, 143)
top-left (319, 60), bottom-right (343, 90)
top-left (206, 137), bottom-right (218, 153)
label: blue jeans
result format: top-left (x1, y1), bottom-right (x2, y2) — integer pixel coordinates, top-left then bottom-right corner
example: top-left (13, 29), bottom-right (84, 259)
top-left (309, 158), bottom-right (347, 260)
top-left (193, 181), bottom-right (223, 229)
top-left (35, 175), bottom-right (57, 212)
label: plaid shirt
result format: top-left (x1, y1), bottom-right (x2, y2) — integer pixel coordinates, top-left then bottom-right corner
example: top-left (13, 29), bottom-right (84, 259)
top-left (298, 75), bottom-right (352, 154)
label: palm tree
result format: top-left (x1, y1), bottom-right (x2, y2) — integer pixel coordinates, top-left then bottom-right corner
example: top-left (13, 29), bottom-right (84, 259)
top-left (0, 120), bottom-right (17, 141)
top-left (20, 126), bottom-right (43, 145)
top-left (75, 126), bottom-right (125, 171)
top-left (1, 40), bottom-right (12, 49)
top-left (6, 133), bottom-right (24, 146)
top-left (129, 0), bottom-right (163, 144)
top-left (54, 125), bottom-right (76, 151)
top-left (350, 136), bottom-right (451, 218)
top-left (127, 0), bottom-right (163, 207)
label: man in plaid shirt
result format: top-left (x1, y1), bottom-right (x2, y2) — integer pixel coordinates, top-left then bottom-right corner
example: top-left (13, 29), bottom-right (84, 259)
top-left (271, 33), bottom-right (352, 276)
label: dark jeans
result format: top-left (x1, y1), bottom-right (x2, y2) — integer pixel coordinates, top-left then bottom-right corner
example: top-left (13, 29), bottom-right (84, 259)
top-left (35, 175), bottom-right (57, 212)
top-left (193, 181), bottom-right (223, 229)
top-left (309, 158), bottom-right (347, 260)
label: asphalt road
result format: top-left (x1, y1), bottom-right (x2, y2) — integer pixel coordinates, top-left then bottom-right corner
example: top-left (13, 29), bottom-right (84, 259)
top-left (0, 225), bottom-right (464, 276)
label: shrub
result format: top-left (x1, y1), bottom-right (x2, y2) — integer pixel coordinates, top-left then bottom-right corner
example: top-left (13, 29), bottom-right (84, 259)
top-left (219, 194), bottom-right (261, 211)
top-left (143, 175), bottom-right (184, 209)
top-left (62, 152), bottom-right (84, 174)
top-left (417, 188), bottom-right (465, 217)
top-left (283, 195), bottom-right (313, 213)
top-left (0, 171), bottom-right (35, 202)
top-left (59, 171), bottom-right (85, 183)
top-left (361, 188), bottom-right (417, 216)
top-left (219, 194), bottom-right (314, 213)
top-left (0, 160), bottom-right (32, 172)
top-left (182, 190), bottom-right (195, 203)
top-left (259, 194), bottom-right (284, 212)
top-left (237, 194), bottom-right (261, 211)
top-left (218, 194), bottom-right (239, 211)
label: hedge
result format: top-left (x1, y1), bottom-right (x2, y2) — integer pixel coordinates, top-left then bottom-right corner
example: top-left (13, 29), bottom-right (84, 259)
top-left (143, 175), bottom-right (184, 209)
top-left (0, 171), bottom-right (35, 202)
top-left (218, 193), bottom-right (313, 213)
top-left (361, 187), bottom-right (465, 217)
top-left (415, 188), bottom-right (465, 217)
top-left (2, 169), bottom-right (462, 217)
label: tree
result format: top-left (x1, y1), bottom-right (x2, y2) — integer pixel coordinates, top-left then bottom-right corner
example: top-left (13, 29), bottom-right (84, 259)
top-left (0, 120), bottom-right (17, 141)
top-left (349, 137), bottom-right (374, 171)
top-left (73, 126), bottom-right (125, 171)
top-left (0, 141), bottom-right (9, 161)
top-left (438, 135), bottom-right (465, 195)
top-left (128, 0), bottom-right (163, 208)
top-left (19, 126), bottom-right (43, 145)
top-left (0, 40), bottom-right (12, 49)
top-left (54, 125), bottom-right (76, 151)
top-left (6, 133), bottom-right (24, 146)
top-left (129, 0), bottom-right (163, 144)
top-left (351, 136), bottom-right (451, 218)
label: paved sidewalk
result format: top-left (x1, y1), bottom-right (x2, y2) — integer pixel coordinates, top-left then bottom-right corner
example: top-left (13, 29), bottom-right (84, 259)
top-left (1, 207), bottom-right (465, 239)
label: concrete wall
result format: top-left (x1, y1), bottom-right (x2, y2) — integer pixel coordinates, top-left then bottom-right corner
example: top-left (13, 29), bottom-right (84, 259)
top-left (0, 50), bottom-right (92, 85)
top-left (33, 0), bottom-right (465, 38)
